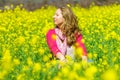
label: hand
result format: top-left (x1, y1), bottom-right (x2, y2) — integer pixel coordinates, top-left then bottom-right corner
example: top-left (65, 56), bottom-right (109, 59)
top-left (58, 58), bottom-right (67, 69)
top-left (82, 55), bottom-right (88, 69)
top-left (56, 52), bottom-right (66, 69)
top-left (82, 55), bottom-right (87, 62)
top-left (56, 52), bottom-right (65, 61)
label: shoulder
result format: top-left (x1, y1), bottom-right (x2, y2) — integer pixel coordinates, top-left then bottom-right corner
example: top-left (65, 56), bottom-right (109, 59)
top-left (46, 29), bottom-right (55, 34)
top-left (46, 28), bottom-right (57, 40)
top-left (75, 33), bottom-right (83, 41)
top-left (46, 29), bottom-right (56, 36)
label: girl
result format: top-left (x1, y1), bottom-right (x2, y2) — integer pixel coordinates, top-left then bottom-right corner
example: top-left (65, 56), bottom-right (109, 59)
top-left (46, 6), bottom-right (87, 62)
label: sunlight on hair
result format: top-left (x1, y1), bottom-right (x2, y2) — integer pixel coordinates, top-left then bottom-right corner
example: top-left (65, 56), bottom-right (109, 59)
top-left (67, 4), bottom-right (71, 7)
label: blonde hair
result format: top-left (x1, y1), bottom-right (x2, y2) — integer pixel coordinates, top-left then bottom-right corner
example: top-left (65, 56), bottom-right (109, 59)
top-left (59, 6), bottom-right (82, 46)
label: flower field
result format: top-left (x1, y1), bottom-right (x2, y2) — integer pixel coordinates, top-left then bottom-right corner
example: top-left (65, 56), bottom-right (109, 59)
top-left (0, 4), bottom-right (120, 80)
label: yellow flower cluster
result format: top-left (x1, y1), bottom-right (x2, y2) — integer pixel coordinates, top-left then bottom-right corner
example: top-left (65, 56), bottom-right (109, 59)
top-left (0, 4), bottom-right (119, 80)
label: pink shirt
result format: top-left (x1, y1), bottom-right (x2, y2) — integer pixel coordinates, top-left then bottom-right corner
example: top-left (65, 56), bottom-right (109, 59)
top-left (46, 28), bottom-right (87, 57)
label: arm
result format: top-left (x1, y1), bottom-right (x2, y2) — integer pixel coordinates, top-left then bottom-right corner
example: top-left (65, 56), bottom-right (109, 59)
top-left (46, 29), bottom-right (65, 60)
top-left (75, 34), bottom-right (87, 61)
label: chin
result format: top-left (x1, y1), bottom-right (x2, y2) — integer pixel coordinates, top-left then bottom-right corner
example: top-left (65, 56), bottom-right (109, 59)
top-left (54, 23), bottom-right (58, 26)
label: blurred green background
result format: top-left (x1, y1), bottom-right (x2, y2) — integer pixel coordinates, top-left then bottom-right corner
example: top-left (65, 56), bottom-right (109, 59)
top-left (0, 0), bottom-right (120, 10)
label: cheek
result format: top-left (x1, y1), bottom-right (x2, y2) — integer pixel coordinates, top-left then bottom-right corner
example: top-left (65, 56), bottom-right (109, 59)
top-left (58, 17), bottom-right (64, 23)
top-left (54, 16), bottom-right (64, 25)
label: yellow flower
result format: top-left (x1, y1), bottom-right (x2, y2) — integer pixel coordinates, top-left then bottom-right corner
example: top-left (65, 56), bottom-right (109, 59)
top-left (2, 49), bottom-right (11, 62)
top-left (45, 62), bottom-right (51, 69)
top-left (65, 55), bottom-right (72, 61)
top-left (75, 47), bottom-right (83, 58)
top-left (51, 59), bottom-right (57, 66)
top-left (99, 58), bottom-right (103, 63)
top-left (69, 72), bottom-right (79, 80)
top-left (93, 53), bottom-right (97, 58)
top-left (1, 49), bottom-right (13, 71)
top-left (0, 71), bottom-right (7, 80)
top-left (78, 77), bottom-right (86, 80)
top-left (42, 68), bottom-right (47, 73)
top-left (27, 57), bottom-right (33, 66)
top-left (18, 36), bottom-right (25, 44)
top-left (111, 31), bottom-right (117, 38)
top-left (101, 69), bottom-right (118, 80)
top-left (67, 4), bottom-right (71, 7)
top-left (53, 76), bottom-right (61, 80)
top-left (102, 60), bottom-right (108, 66)
top-left (85, 66), bottom-right (97, 79)
top-left (73, 62), bottom-right (82, 71)
top-left (61, 67), bottom-right (70, 77)
top-left (98, 44), bottom-right (103, 49)
top-left (38, 48), bottom-right (45, 55)
top-left (52, 34), bottom-right (56, 40)
top-left (114, 64), bottom-right (119, 71)
top-left (13, 58), bottom-right (20, 65)
top-left (22, 66), bottom-right (29, 71)
top-left (112, 57), bottom-right (117, 62)
top-left (32, 63), bottom-right (41, 73)
top-left (88, 53), bottom-right (93, 59)
top-left (30, 35), bottom-right (38, 45)
top-left (0, 27), bottom-right (7, 32)
top-left (75, 42), bottom-right (79, 47)
top-left (48, 53), bottom-right (52, 59)
top-left (17, 73), bottom-right (25, 80)
top-left (15, 36), bottom-right (25, 45)
top-left (81, 39), bottom-right (85, 43)
top-left (43, 55), bottom-right (49, 62)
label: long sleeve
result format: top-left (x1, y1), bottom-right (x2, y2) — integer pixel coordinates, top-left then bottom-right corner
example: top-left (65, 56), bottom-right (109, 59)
top-left (46, 29), bottom-right (61, 56)
top-left (75, 34), bottom-right (87, 56)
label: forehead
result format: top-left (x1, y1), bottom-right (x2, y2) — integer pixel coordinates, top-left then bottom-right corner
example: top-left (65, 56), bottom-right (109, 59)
top-left (55, 9), bottom-right (62, 14)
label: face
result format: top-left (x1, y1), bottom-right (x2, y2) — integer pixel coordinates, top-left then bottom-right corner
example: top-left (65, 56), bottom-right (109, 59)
top-left (53, 9), bottom-right (64, 27)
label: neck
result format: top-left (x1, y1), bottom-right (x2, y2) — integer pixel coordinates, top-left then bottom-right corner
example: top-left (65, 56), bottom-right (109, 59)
top-left (56, 25), bottom-right (62, 30)
top-left (57, 23), bottom-right (63, 29)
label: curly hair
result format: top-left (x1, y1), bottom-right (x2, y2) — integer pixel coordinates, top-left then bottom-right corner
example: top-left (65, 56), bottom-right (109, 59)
top-left (58, 6), bottom-right (82, 46)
